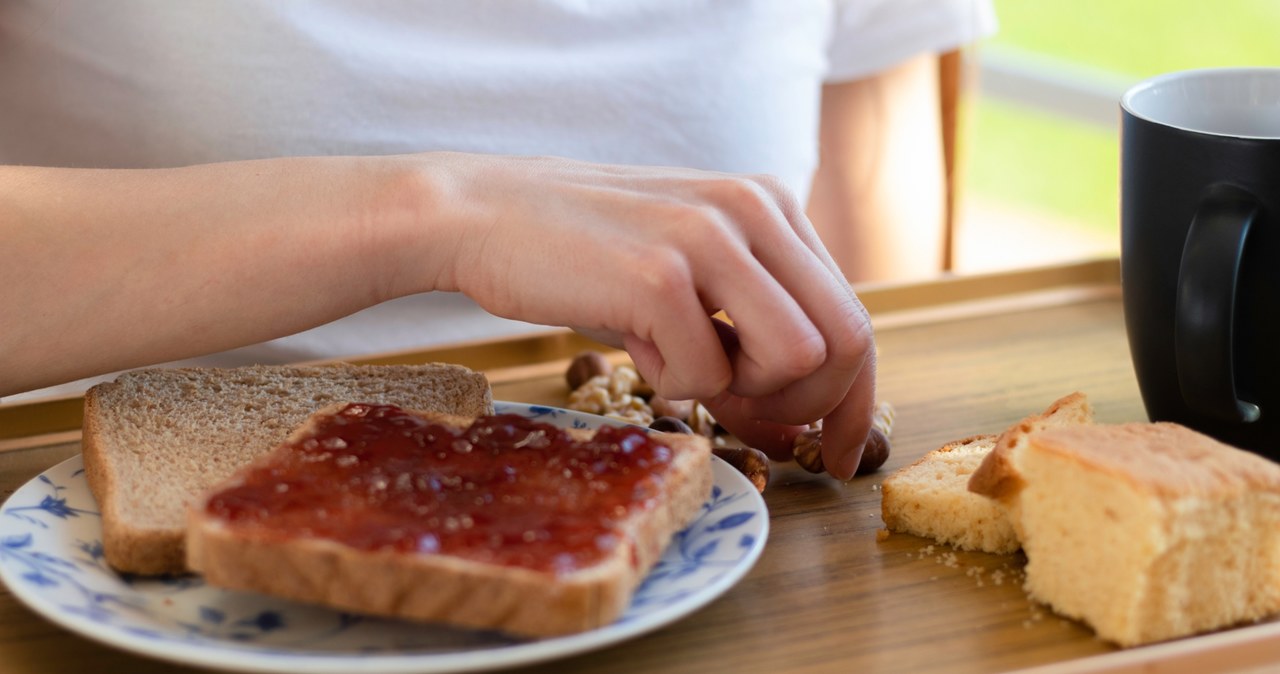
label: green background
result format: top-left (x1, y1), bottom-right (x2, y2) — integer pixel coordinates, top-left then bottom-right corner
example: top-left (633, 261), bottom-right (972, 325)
top-left (968, 1), bottom-right (1280, 235)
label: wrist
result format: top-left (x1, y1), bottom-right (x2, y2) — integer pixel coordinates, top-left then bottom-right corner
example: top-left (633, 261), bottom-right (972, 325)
top-left (362, 153), bottom-right (469, 302)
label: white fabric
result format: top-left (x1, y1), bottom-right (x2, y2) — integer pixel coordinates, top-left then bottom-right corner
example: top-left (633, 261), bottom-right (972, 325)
top-left (2, 0), bottom-right (995, 400)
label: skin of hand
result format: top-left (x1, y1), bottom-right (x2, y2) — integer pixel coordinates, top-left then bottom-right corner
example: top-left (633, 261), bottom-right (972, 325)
top-left (410, 154), bottom-right (878, 478)
top-left (0, 152), bottom-right (876, 478)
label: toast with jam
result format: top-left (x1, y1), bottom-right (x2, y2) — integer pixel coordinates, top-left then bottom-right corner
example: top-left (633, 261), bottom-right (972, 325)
top-left (185, 403), bottom-right (713, 637)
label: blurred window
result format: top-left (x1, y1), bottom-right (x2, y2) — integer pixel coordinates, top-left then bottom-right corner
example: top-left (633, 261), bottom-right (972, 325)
top-left (955, 0), bottom-right (1280, 272)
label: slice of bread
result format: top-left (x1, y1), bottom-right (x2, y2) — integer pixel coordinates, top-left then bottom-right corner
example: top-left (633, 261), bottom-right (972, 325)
top-left (186, 403), bottom-right (713, 638)
top-left (879, 392), bottom-right (1093, 553)
top-left (83, 363), bottom-right (493, 575)
top-left (971, 422), bottom-right (1280, 647)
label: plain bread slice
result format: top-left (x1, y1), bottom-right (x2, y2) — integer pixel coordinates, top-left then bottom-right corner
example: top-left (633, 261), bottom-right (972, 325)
top-left (83, 363), bottom-right (493, 575)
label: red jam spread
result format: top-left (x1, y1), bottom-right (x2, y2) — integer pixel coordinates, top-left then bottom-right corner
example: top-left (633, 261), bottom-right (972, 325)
top-left (204, 403), bottom-right (676, 574)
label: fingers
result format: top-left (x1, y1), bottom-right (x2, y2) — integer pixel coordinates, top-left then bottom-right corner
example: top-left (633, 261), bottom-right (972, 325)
top-left (727, 293), bottom-right (874, 426)
top-left (618, 264), bottom-right (733, 401)
top-left (693, 178), bottom-right (875, 426)
top-left (703, 323), bottom-right (877, 476)
top-left (699, 392), bottom-right (804, 460)
top-left (685, 175), bottom-right (878, 477)
top-left (609, 199), bottom-right (833, 403)
top-left (449, 157), bottom-right (876, 466)
top-left (695, 250), bottom-right (829, 399)
top-left (701, 344), bottom-right (876, 479)
top-left (817, 351), bottom-right (878, 480)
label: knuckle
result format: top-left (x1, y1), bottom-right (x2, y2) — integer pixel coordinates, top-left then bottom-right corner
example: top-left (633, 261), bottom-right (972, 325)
top-left (825, 299), bottom-right (876, 369)
top-left (627, 246), bottom-right (692, 299)
top-left (695, 176), bottom-right (778, 224)
top-left (659, 202), bottom-right (739, 248)
top-left (747, 172), bottom-right (787, 196)
top-left (749, 173), bottom-right (801, 211)
top-left (712, 176), bottom-right (768, 206)
top-left (663, 373), bottom-right (728, 402)
top-left (788, 329), bottom-right (829, 375)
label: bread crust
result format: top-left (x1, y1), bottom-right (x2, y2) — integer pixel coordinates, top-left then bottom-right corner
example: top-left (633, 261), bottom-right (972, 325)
top-left (968, 391), bottom-right (1093, 501)
top-left (83, 392), bottom-right (187, 574)
top-left (186, 407), bottom-right (713, 637)
top-left (1032, 422), bottom-right (1280, 497)
top-left (82, 363), bottom-right (494, 575)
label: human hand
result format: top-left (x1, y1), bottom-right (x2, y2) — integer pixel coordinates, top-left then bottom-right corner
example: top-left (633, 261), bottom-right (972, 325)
top-left (417, 154), bottom-right (877, 479)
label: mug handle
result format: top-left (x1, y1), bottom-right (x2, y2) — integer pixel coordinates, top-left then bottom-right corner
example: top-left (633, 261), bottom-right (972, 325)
top-left (1174, 184), bottom-right (1260, 423)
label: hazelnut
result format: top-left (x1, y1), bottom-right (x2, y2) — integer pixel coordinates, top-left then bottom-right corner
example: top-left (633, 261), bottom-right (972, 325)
top-left (792, 428), bottom-right (825, 473)
top-left (649, 416), bottom-right (693, 434)
top-left (854, 427), bottom-right (891, 475)
top-left (650, 395), bottom-right (694, 421)
top-left (712, 446), bottom-right (770, 493)
top-left (566, 351), bottom-right (612, 391)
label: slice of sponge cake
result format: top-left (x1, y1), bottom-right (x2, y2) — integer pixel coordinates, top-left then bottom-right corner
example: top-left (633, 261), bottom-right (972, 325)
top-left (970, 421), bottom-right (1280, 647)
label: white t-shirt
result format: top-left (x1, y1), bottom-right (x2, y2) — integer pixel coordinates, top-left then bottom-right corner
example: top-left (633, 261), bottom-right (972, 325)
top-left (2, 0), bottom-right (995, 399)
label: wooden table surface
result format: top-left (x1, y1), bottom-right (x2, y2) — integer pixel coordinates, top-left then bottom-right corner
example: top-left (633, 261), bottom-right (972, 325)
top-left (2, 260), bottom-right (1278, 674)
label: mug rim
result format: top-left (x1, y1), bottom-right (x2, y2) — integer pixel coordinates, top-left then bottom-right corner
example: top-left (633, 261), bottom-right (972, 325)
top-left (1122, 66), bottom-right (1280, 140)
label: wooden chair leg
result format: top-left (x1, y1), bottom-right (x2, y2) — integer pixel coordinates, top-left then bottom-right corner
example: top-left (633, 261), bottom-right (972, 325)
top-left (939, 49), bottom-right (962, 273)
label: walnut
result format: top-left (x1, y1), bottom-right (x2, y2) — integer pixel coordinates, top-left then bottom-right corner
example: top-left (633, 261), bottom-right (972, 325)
top-left (566, 366), bottom-right (654, 426)
top-left (606, 366), bottom-right (641, 398)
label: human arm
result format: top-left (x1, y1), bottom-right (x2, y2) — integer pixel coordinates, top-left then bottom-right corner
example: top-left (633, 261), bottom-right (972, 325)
top-left (0, 153), bottom-right (876, 478)
top-left (0, 157), bottom-right (438, 395)
top-left (806, 52), bottom-right (948, 283)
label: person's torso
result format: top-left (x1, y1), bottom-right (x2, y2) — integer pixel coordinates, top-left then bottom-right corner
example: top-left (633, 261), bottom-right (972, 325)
top-left (0, 0), bottom-right (836, 199)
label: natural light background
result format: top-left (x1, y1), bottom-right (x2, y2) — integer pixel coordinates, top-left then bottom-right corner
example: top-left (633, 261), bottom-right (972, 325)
top-left (954, 0), bottom-right (1280, 273)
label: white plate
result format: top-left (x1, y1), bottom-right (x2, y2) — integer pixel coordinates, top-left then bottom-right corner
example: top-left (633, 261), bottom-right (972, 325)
top-left (0, 402), bottom-right (768, 673)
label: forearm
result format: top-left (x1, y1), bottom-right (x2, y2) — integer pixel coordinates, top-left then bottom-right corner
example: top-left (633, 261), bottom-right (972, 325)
top-left (0, 156), bottom-right (451, 396)
top-left (806, 53), bottom-right (947, 284)
top-left (1, 152), bottom-right (881, 477)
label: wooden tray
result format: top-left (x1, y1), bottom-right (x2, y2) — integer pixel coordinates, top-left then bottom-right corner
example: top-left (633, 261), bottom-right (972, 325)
top-left (3, 258), bottom-right (1278, 674)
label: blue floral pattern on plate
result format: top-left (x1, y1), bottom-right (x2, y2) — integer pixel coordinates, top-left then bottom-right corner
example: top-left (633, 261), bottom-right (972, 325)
top-left (0, 402), bottom-right (768, 674)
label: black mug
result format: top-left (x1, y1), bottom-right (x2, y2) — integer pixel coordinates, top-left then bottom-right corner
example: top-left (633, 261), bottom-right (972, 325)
top-left (1121, 67), bottom-right (1280, 460)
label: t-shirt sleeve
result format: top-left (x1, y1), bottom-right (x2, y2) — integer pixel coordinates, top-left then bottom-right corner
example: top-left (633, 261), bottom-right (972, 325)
top-left (826, 0), bottom-right (998, 82)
